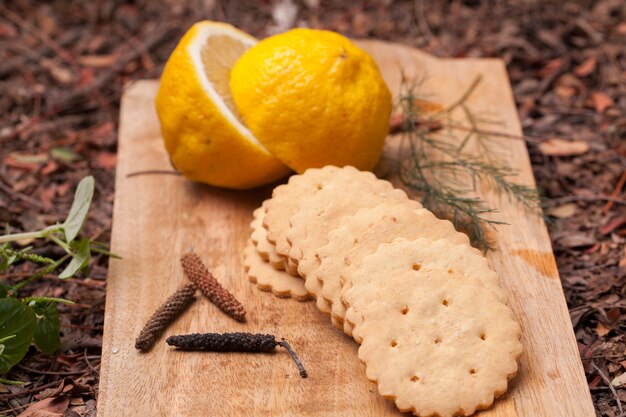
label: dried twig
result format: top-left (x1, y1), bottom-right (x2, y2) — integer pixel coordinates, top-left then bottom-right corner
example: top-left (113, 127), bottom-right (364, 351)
top-left (413, 0), bottom-right (433, 44)
top-left (16, 364), bottom-right (87, 376)
top-left (0, 401), bottom-right (35, 414)
top-left (0, 22), bottom-right (174, 143)
top-left (547, 195), bottom-right (626, 207)
top-left (83, 349), bottom-right (100, 375)
top-left (47, 24), bottom-right (177, 112)
top-left (0, 30), bottom-right (81, 78)
top-left (0, 5), bottom-right (78, 71)
top-left (0, 177), bottom-right (46, 210)
top-left (592, 362), bottom-right (623, 415)
top-left (278, 338), bottom-right (308, 378)
top-left (0, 381), bottom-right (59, 401)
top-left (126, 170), bottom-right (180, 178)
top-left (390, 118), bottom-right (546, 144)
top-left (0, 4), bottom-right (117, 120)
top-left (602, 169), bottom-right (626, 213)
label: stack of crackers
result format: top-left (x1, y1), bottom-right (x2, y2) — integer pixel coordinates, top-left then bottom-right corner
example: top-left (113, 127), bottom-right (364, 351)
top-left (244, 165), bottom-right (523, 417)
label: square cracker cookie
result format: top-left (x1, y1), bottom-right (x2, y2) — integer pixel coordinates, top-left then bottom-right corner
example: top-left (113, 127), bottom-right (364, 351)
top-left (344, 238), bottom-right (522, 417)
top-left (306, 200), bottom-right (495, 335)
top-left (286, 178), bottom-right (408, 315)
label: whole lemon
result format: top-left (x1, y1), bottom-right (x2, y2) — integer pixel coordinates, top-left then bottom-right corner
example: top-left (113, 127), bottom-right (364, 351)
top-left (230, 28), bottom-right (392, 173)
top-left (155, 21), bottom-right (291, 189)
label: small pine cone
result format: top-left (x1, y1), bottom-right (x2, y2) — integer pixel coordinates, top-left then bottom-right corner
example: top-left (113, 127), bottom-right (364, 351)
top-left (135, 284), bottom-right (197, 351)
top-left (166, 332), bottom-right (277, 352)
top-left (181, 253), bottom-right (246, 322)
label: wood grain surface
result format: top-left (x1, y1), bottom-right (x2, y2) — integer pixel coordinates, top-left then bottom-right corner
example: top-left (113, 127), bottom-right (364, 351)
top-left (98, 40), bottom-right (595, 416)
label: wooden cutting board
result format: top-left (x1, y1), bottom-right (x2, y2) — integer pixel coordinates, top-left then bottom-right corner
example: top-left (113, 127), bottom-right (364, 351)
top-left (98, 39), bottom-right (594, 416)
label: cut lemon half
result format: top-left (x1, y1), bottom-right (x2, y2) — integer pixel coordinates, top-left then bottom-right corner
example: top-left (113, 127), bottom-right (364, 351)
top-left (155, 21), bottom-right (291, 189)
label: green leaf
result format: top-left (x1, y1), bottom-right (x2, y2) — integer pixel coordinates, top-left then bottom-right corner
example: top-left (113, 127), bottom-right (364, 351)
top-left (62, 176), bottom-right (95, 243)
top-left (10, 152), bottom-right (48, 164)
top-left (0, 283), bottom-right (9, 298)
top-left (58, 238), bottom-right (90, 279)
top-left (0, 298), bottom-right (36, 373)
top-left (50, 147), bottom-right (80, 164)
top-left (33, 303), bottom-right (60, 354)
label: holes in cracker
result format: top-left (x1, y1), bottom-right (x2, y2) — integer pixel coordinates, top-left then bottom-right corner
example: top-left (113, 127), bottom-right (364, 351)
top-left (434, 336), bottom-right (441, 344)
top-left (480, 332), bottom-right (486, 341)
top-left (401, 306), bottom-right (409, 315)
top-left (390, 340), bottom-right (398, 347)
top-left (344, 256), bottom-right (351, 267)
top-left (442, 299), bottom-right (449, 306)
top-left (447, 267), bottom-right (454, 274)
top-left (412, 262), bottom-right (421, 271)
top-left (390, 216), bottom-right (398, 223)
top-left (410, 375), bottom-right (420, 382)
top-left (316, 184), bottom-right (323, 190)
top-left (353, 238), bottom-right (359, 246)
top-left (469, 368), bottom-right (477, 375)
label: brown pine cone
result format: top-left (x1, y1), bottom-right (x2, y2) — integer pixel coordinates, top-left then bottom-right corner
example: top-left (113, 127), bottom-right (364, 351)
top-left (135, 283), bottom-right (197, 351)
top-left (181, 252), bottom-right (246, 322)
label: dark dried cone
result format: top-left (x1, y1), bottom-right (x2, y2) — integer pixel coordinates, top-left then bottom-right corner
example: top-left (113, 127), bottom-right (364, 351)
top-left (166, 332), bottom-right (277, 352)
top-left (135, 284), bottom-right (197, 351)
top-left (167, 332), bottom-right (308, 378)
top-left (181, 252), bottom-right (246, 322)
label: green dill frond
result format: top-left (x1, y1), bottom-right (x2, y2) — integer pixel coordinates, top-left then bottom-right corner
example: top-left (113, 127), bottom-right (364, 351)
top-left (391, 74), bottom-right (542, 251)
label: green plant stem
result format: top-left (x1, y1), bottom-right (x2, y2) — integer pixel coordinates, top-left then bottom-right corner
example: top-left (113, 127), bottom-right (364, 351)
top-left (0, 335), bottom-right (17, 344)
top-left (440, 75), bottom-right (482, 115)
top-left (46, 235), bottom-right (74, 256)
top-left (89, 246), bottom-right (121, 259)
top-left (0, 377), bottom-right (27, 385)
top-left (0, 225), bottom-right (61, 244)
top-left (22, 296), bottom-right (74, 305)
top-left (12, 255), bottom-right (69, 291)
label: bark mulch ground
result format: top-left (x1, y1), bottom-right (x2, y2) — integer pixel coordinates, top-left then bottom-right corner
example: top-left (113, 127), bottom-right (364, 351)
top-left (1, 1), bottom-right (625, 416)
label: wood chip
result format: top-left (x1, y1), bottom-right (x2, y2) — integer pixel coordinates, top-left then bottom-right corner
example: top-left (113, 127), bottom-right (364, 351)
top-left (591, 92), bottom-right (614, 114)
top-left (538, 138), bottom-right (590, 156)
top-left (547, 204), bottom-right (577, 218)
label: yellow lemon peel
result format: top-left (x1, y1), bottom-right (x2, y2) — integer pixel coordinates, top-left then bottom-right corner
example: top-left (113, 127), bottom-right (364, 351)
top-left (156, 21), bottom-right (290, 189)
top-left (230, 28), bottom-right (392, 173)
